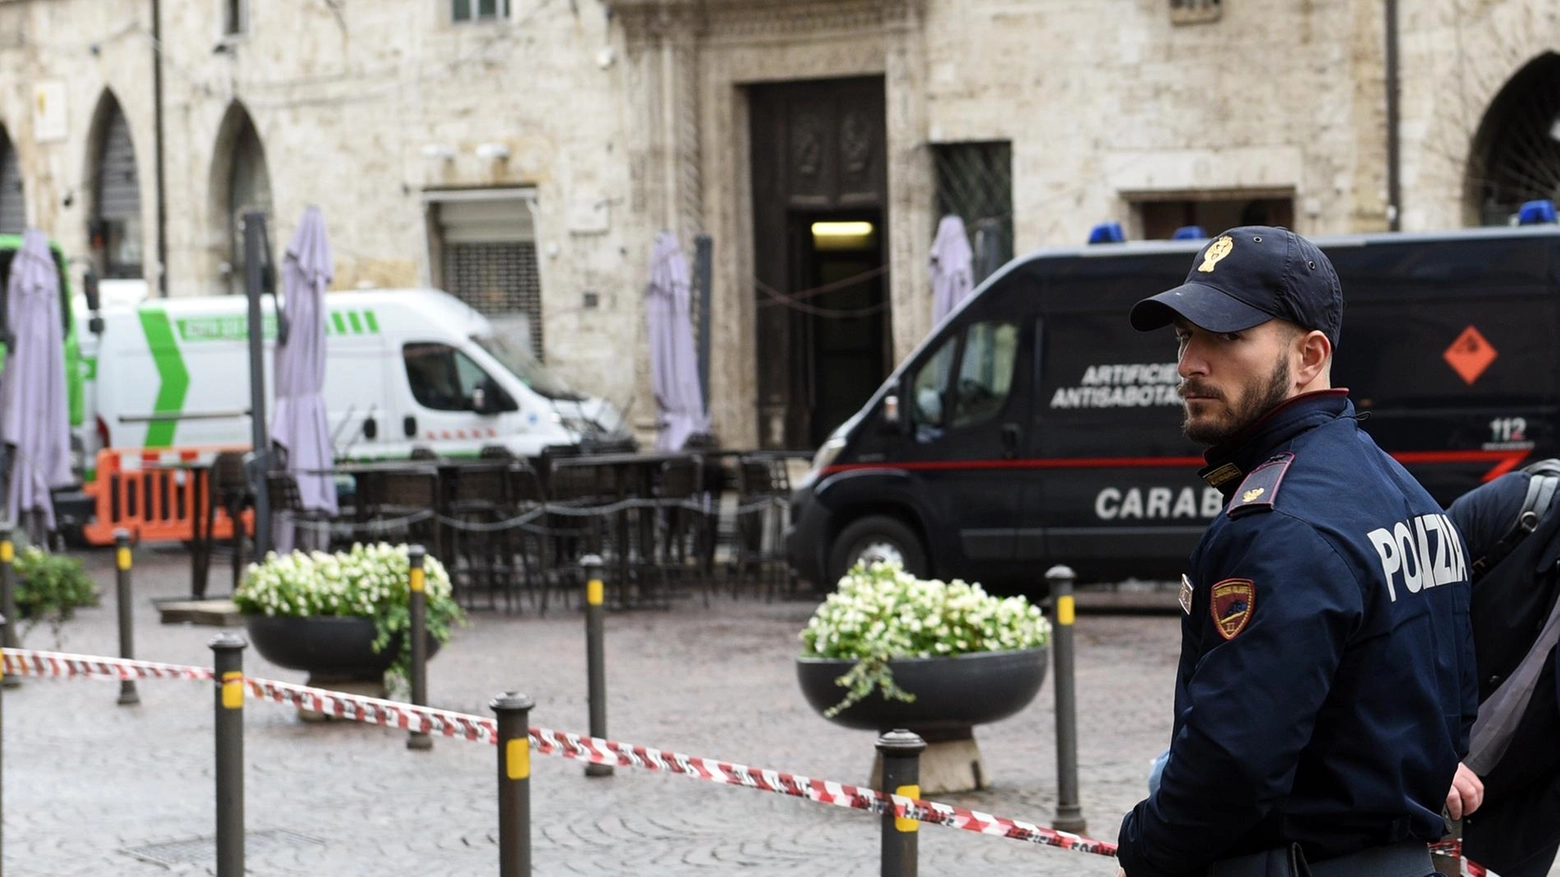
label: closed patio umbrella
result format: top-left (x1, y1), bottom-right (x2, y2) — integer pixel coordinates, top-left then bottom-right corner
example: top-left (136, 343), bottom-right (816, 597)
top-left (0, 229), bottom-right (71, 537)
top-left (930, 214), bottom-right (974, 324)
top-left (271, 206), bottom-right (337, 551)
top-left (646, 231), bottom-right (710, 451)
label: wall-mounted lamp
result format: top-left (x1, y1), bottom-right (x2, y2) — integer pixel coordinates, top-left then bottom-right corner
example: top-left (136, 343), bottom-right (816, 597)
top-left (420, 144), bottom-right (456, 161)
top-left (475, 142), bottom-right (511, 161)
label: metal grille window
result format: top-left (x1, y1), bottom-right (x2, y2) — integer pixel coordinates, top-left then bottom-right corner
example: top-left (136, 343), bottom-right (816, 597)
top-left (433, 194), bottom-right (543, 360)
top-left (932, 141), bottom-right (1013, 284)
top-left (444, 242), bottom-right (543, 359)
top-left (452, 0), bottom-right (509, 22)
top-left (0, 130), bottom-right (22, 234)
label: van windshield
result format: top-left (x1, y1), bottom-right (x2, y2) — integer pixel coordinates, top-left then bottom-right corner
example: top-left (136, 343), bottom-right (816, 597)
top-left (472, 323), bottom-right (584, 401)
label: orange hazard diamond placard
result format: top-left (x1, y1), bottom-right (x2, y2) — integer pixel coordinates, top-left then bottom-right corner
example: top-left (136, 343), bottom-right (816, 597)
top-left (1443, 325), bottom-right (1498, 386)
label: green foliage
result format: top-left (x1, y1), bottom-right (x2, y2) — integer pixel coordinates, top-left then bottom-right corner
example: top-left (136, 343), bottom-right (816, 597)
top-left (13, 547), bottom-right (100, 646)
top-left (799, 560), bottom-right (1049, 717)
top-left (234, 542), bottom-right (465, 687)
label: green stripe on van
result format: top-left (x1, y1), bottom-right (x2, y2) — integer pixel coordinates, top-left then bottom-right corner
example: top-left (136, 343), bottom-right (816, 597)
top-left (363, 310), bottom-right (379, 333)
top-left (138, 308), bottom-right (189, 448)
top-left (331, 312), bottom-right (347, 335)
top-left (346, 311), bottom-right (363, 334)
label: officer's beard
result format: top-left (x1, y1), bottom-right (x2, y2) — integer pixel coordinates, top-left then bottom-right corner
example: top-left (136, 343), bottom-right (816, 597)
top-left (1181, 356), bottom-right (1292, 447)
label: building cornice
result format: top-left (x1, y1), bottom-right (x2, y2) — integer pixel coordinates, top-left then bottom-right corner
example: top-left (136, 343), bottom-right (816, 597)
top-left (611, 0), bottom-right (918, 44)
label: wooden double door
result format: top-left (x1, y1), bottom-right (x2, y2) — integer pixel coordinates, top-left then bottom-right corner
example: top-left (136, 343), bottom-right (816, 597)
top-left (750, 76), bottom-right (891, 450)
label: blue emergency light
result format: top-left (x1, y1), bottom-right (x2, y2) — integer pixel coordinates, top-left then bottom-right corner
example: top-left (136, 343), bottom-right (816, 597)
top-left (1171, 225), bottom-right (1207, 240)
top-left (1088, 221), bottom-right (1125, 244)
top-left (1517, 199), bottom-right (1558, 225)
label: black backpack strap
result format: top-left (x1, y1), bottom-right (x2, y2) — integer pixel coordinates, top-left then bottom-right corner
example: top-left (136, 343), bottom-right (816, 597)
top-left (1471, 459), bottom-right (1560, 582)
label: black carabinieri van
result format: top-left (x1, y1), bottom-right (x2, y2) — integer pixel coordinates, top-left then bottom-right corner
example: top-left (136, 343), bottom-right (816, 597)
top-left (786, 224), bottom-right (1560, 592)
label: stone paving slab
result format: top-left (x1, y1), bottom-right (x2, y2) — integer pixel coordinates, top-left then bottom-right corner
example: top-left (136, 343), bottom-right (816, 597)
top-left (2, 545), bottom-right (1183, 875)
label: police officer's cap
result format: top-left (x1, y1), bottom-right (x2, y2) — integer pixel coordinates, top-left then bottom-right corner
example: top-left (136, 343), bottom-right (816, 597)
top-left (1129, 226), bottom-right (1343, 346)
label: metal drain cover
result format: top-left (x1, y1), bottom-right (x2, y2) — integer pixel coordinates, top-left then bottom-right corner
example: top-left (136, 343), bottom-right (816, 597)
top-left (122, 828), bottom-right (324, 867)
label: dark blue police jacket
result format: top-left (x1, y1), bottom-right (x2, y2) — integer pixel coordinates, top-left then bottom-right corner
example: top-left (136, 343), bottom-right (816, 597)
top-left (1117, 390), bottom-right (1477, 877)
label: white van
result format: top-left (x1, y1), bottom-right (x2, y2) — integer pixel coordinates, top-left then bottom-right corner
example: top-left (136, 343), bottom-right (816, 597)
top-left (80, 288), bottom-right (630, 464)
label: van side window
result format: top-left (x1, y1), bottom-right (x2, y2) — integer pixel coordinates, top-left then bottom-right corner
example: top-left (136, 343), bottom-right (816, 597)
top-left (403, 342), bottom-right (494, 411)
top-left (911, 339), bottom-right (958, 428)
top-left (949, 321), bottom-right (1019, 428)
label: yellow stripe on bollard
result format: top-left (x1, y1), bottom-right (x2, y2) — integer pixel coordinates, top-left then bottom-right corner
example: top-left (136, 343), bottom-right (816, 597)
top-left (894, 784), bottom-right (921, 832)
top-left (410, 567), bottom-right (425, 593)
top-left (1057, 594), bottom-right (1075, 626)
top-left (506, 738), bottom-right (530, 779)
top-left (116, 547), bottom-right (131, 571)
top-left (587, 578), bottom-right (604, 607)
top-left (0, 540), bottom-right (13, 563)
top-left (221, 671), bottom-right (244, 709)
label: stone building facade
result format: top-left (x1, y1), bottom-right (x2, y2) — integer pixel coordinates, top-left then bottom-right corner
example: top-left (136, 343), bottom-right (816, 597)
top-left (0, 0), bottom-right (1555, 449)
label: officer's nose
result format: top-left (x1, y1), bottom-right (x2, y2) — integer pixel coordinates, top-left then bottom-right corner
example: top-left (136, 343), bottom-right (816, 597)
top-left (1178, 335), bottom-right (1210, 379)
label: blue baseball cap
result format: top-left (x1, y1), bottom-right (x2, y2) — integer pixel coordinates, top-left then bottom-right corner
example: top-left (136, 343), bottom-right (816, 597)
top-left (1129, 226), bottom-right (1343, 346)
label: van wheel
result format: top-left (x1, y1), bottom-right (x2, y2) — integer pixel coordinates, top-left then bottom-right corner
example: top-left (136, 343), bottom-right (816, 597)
top-left (828, 515), bottom-right (927, 585)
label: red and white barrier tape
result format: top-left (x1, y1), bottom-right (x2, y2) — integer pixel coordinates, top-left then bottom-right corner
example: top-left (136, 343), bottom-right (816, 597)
top-left (1, 648), bottom-right (1116, 856)
top-left (4, 649), bottom-right (214, 682)
top-left (244, 677), bottom-right (499, 744)
top-left (527, 727), bottom-right (1117, 856)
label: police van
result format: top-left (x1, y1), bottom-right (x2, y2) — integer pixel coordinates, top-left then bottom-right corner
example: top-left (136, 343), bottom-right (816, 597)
top-left (786, 221), bottom-right (1560, 591)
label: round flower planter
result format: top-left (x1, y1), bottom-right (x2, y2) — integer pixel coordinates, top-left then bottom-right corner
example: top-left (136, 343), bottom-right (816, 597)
top-left (796, 647), bottom-right (1049, 740)
top-left (245, 614), bottom-right (440, 681)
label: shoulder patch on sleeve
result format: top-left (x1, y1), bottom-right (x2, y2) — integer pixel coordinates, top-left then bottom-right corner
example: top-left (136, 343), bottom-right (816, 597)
top-left (1210, 578), bottom-right (1255, 639)
top-left (1227, 452), bottom-right (1295, 519)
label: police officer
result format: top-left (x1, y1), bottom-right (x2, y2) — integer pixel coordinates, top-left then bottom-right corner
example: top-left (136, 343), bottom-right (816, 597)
top-left (1116, 227), bottom-right (1478, 877)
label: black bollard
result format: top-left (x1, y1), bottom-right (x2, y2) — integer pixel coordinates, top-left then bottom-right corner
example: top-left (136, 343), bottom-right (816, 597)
top-left (877, 729), bottom-right (926, 877)
top-left (211, 632), bottom-right (247, 877)
top-left (407, 545), bottom-right (432, 751)
top-left (581, 554), bottom-right (612, 778)
top-left (0, 524), bottom-right (17, 690)
top-left (115, 529), bottom-right (140, 705)
top-left (492, 691), bottom-right (534, 877)
top-left (1045, 564), bottom-right (1087, 833)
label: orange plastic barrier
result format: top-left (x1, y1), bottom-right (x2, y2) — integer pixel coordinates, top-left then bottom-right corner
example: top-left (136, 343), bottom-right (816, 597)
top-left (82, 446), bottom-right (252, 546)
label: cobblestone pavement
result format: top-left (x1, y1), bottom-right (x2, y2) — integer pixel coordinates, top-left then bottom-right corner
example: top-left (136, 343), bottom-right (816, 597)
top-left (3, 546), bottom-right (1182, 876)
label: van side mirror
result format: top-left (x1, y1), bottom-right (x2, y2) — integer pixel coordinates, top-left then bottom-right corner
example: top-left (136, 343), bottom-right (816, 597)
top-left (83, 271), bottom-right (101, 311)
top-left (471, 379), bottom-right (516, 415)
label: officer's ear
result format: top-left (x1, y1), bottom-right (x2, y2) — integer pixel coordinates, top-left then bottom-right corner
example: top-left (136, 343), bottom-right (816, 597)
top-left (1294, 329), bottom-right (1332, 387)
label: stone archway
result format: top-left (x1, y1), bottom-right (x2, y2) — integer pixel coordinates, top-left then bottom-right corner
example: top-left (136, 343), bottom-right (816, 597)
top-left (207, 101), bottom-right (272, 295)
top-left (84, 90), bottom-right (144, 278)
top-left (1466, 52), bottom-right (1560, 226)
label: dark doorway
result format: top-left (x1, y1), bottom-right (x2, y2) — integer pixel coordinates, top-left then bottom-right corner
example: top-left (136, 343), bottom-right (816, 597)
top-left (793, 211), bottom-right (887, 447)
top-left (750, 76), bottom-right (889, 450)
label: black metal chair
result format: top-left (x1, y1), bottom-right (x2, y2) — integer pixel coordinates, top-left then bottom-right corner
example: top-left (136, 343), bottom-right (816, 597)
top-left (445, 462), bottom-right (519, 611)
top-left (356, 466), bottom-right (442, 560)
top-left (542, 461), bottom-right (611, 607)
top-left (506, 462), bottom-right (552, 612)
top-left (207, 450), bottom-right (252, 590)
top-left (653, 456), bottom-right (711, 604)
top-left (732, 454), bottom-right (794, 600)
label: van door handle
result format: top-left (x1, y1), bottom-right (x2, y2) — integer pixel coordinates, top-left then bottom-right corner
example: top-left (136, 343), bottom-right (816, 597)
top-left (403, 415), bottom-right (417, 438)
top-left (1001, 423), bottom-right (1021, 459)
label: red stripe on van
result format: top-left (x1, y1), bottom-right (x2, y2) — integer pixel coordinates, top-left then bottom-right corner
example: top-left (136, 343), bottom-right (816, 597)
top-left (822, 449), bottom-right (1528, 482)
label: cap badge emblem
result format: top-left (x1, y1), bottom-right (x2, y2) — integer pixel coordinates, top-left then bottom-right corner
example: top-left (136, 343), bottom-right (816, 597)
top-left (1198, 236), bottom-right (1234, 273)
top-left (1241, 486), bottom-right (1265, 502)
